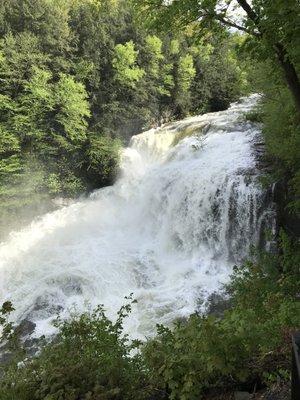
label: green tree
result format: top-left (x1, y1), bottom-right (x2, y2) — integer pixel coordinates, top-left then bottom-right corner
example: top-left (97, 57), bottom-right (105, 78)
top-left (54, 73), bottom-right (90, 143)
top-left (145, 35), bottom-right (163, 78)
top-left (133, 0), bottom-right (300, 114)
top-left (0, 0), bottom-right (73, 72)
top-left (145, 35), bottom-right (174, 97)
top-left (12, 67), bottom-right (54, 145)
top-left (113, 40), bottom-right (145, 88)
top-left (175, 54), bottom-right (196, 115)
top-left (0, 32), bottom-right (47, 96)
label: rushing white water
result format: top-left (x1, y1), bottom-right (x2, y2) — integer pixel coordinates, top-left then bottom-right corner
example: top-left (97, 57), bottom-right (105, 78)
top-left (0, 95), bottom-right (274, 338)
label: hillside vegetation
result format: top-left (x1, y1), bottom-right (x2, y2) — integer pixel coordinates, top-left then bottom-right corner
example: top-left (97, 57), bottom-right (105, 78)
top-left (0, 0), bottom-right (244, 237)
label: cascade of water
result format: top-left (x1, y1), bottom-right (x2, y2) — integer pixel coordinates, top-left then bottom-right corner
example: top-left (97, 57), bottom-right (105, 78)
top-left (0, 94), bottom-right (275, 338)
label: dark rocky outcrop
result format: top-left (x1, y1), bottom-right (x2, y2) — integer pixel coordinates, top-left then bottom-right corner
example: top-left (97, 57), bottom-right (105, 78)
top-left (252, 132), bottom-right (300, 243)
top-left (15, 319), bottom-right (36, 338)
top-left (272, 179), bottom-right (300, 238)
top-left (206, 292), bottom-right (232, 318)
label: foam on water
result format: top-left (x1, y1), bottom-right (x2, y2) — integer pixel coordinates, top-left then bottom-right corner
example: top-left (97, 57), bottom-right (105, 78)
top-left (0, 95), bottom-right (273, 338)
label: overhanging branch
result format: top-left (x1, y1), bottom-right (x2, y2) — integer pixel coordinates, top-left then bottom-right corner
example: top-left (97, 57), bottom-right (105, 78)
top-left (215, 15), bottom-right (256, 35)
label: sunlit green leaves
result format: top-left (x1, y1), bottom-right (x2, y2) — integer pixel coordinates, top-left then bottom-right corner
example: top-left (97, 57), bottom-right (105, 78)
top-left (113, 41), bottom-right (145, 87)
top-left (54, 73), bottom-right (90, 142)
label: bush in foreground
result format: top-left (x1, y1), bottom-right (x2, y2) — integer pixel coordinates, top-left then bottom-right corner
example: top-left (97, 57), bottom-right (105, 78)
top-left (143, 232), bottom-right (300, 399)
top-left (0, 232), bottom-right (299, 400)
top-left (0, 298), bottom-right (156, 400)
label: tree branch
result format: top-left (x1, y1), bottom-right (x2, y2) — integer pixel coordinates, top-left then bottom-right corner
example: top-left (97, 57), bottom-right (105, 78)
top-left (215, 15), bottom-right (259, 36)
top-left (200, 9), bottom-right (260, 37)
top-left (236, 0), bottom-right (260, 26)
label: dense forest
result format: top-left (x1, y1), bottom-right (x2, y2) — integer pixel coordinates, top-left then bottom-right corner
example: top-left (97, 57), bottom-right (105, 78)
top-left (0, 0), bottom-right (300, 399)
top-left (0, 0), bottom-right (244, 237)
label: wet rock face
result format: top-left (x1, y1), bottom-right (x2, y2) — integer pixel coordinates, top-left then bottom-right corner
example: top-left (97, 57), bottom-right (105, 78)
top-left (234, 392), bottom-right (251, 400)
top-left (0, 351), bottom-right (13, 367)
top-left (247, 133), bottom-right (276, 251)
top-left (15, 319), bottom-right (36, 338)
top-left (206, 292), bottom-right (232, 318)
top-left (0, 319), bottom-right (36, 364)
top-left (251, 133), bottom-right (299, 240)
top-left (0, 318), bottom-right (43, 367)
top-left (273, 179), bottom-right (300, 238)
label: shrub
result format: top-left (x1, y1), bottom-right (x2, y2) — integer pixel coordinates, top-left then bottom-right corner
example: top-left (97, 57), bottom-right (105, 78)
top-left (143, 233), bottom-right (300, 399)
top-left (1, 235), bottom-right (299, 400)
top-left (0, 298), bottom-right (155, 400)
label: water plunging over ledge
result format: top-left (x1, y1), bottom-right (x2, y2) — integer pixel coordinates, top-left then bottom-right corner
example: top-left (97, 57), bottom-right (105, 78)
top-left (0, 95), bottom-right (275, 339)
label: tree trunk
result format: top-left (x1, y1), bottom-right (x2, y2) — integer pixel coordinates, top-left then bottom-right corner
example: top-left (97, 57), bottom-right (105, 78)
top-left (275, 43), bottom-right (300, 114)
top-left (236, 0), bottom-right (300, 114)
top-left (236, 0), bottom-right (259, 25)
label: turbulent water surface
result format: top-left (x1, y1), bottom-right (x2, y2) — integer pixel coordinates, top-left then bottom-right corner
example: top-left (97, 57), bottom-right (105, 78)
top-left (0, 95), bottom-right (274, 338)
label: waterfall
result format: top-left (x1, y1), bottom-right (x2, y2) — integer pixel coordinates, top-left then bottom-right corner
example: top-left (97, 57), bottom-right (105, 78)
top-left (0, 94), bottom-right (275, 339)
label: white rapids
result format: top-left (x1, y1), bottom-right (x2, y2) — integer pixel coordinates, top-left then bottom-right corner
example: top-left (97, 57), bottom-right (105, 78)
top-left (0, 94), bottom-right (273, 338)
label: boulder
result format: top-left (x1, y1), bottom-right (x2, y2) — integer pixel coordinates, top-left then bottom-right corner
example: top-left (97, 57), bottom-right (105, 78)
top-left (234, 392), bottom-right (251, 400)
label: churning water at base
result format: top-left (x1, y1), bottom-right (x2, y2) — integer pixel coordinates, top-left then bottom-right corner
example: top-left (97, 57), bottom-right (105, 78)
top-left (0, 95), bottom-right (274, 338)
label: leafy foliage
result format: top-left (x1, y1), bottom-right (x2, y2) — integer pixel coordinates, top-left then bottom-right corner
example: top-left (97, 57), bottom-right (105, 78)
top-left (143, 232), bottom-right (300, 399)
top-left (0, 235), bottom-right (299, 399)
top-left (0, 0), bottom-right (244, 238)
top-left (113, 41), bottom-right (145, 88)
top-left (0, 297), bottom-right (155, 400)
